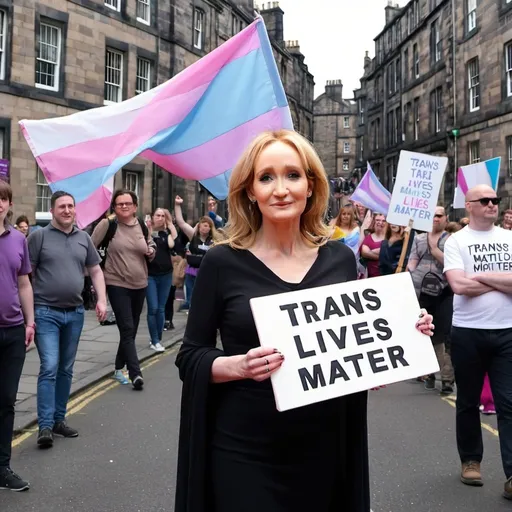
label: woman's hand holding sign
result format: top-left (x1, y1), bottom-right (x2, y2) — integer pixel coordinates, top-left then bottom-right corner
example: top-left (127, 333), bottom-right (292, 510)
top-left (211, 306), bottom-right (434, 386)
top-left (237, 347), bottom-right (285, 382)
top-left (211, 346), bottom-right (284, 384)
top-left (416, 308), bottom-right (435, 337)
top-left (238, 308), bottom-right (431, 386)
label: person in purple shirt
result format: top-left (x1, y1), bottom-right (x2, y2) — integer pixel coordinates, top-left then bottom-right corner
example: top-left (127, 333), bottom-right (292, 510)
top-left (0, 181), bottom-right (35, 492)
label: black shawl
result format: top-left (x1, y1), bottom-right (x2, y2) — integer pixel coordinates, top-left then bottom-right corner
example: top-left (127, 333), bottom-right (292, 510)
top-left (175, 342), bottom-right (371, 512)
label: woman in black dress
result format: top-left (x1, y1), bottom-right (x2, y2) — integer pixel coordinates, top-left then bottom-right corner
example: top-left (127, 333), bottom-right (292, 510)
top-left (379, 224), bottom-right (415, 275)
top-left (175, 130), bottom-right (434, 512)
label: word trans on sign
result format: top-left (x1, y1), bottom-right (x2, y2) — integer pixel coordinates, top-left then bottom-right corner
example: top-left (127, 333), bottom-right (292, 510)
top-left (250, 272), bottom-right (439, 412)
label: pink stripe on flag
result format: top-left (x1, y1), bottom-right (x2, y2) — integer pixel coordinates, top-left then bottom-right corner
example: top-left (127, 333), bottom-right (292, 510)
top-left (38, 27), bottom-right (262, 183)
top-left (74, 186), bottom-right (112, 229)
top-left (140, 107), bottom-right (290, 180)
top-left (458, 168), bottom-right (469, 196)
top-left (39, 83), bottom-right (210, 183)
top-left (152, 23), bottom-right (261, 100)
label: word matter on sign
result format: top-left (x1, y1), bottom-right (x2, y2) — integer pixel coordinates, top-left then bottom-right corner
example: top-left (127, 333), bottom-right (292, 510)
top-left (250, 273), bottom-right (439, 412)
top-left (279, 290), bottom-right (409, 391)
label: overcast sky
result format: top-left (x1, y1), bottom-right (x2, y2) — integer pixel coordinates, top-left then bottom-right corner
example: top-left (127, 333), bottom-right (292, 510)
top-left (272, 0), bottom-right (406, 100)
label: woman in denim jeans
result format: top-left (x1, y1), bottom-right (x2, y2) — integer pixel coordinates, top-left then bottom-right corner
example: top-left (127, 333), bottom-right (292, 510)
top-left (174, 196), bottom-right (218, 310)
top-left (147, 208), bottom-right (178, 352)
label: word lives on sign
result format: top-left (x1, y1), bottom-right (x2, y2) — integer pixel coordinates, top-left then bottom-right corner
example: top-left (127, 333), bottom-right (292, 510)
top-left (250, 273), bottom-right (439, 412)
top-left (386, 151), bottom-right (448, 232)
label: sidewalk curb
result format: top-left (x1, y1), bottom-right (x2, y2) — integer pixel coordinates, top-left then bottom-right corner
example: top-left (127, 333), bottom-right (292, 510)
top-left (13, 328), bottom-right (184, 437)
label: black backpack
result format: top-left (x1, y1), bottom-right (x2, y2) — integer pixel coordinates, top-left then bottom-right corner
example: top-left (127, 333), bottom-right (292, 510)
top-left (97, 217), bottom-right (149, 268)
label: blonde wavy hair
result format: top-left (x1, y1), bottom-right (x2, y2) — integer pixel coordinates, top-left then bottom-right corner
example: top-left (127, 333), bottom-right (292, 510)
top-left (333, 204), bottom-right (358, 231)
top-left (220, 130), bottom-right (331, 250)
top-left (195, 216), bottom-right (220, 242)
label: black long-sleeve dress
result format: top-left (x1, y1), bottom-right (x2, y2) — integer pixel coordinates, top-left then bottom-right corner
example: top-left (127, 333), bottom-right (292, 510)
top-left (175, 241), bottom-right (370, 512)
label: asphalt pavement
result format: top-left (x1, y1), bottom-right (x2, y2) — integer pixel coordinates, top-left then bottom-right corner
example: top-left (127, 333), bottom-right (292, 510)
top-left (3, 346), bottom-right (509, 512)
top-left (14, 308), bottom-right (187, 433)
top-left (3, 346), bottom-right (182, 512)
top-left (369, 380), bottom-right (507, 511)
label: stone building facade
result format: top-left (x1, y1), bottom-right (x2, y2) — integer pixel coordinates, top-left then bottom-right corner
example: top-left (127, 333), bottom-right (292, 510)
top-left (313, 80), bottom-right (358, 179)
top-left (356, 0), bottom-right (454, 205)
top-left (0, 0), bottom-right (314, 225)
top-left (452, 0), bottom-right (512, 210)
top-left (0, 0), bottom-right (173, 223)
top-left (257, 3), bottom-right (314, 139)
top-left (356, 0), bottom-right (512, 214)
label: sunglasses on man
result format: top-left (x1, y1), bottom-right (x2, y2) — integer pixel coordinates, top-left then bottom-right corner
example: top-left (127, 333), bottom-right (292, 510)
top-left (467, 197), bottom-right (501, 206)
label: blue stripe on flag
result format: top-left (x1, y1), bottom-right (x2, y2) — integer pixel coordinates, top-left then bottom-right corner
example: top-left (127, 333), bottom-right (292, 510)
top-left (51, 163), bottom-right (120, 202)
top-left (53, 42), bottom-right (288, 203)
top-left (151, 48), bottom-right (277, 155)
top-left (369, 172), bottom-right (391, 200)
top-left (257, 18), bottom-right (289, 109)
top-left (485, 157), bottom-right (501, 190)
top-left (200, 170), bottom-right (232, 200)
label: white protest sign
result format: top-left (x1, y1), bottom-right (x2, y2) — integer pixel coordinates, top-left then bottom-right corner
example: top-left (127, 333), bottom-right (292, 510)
top-left (250, 272), bottom-right (438, 412)
top-left (386, 151), bottom-right (447, 232)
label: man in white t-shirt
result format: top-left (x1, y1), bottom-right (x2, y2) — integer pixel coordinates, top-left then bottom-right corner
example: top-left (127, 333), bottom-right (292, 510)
top-left (444, 184), bottom-right (512, 499)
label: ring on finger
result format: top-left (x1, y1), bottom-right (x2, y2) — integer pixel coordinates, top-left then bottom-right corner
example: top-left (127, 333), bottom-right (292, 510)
top-left (265, 358), bottom-right (269, 366)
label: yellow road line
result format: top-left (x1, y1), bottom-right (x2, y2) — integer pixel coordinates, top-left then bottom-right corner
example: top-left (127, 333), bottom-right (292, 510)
top-left (441, 397), bottom-right (499, 437)
top-left (12, 431), bottom-right (35, 448)
top-left (66, 378), bottom-right (116, 409)
top-left (12, 345), bottom-right (179, 448)
top-left (65, 381), bottom-right (119, 417)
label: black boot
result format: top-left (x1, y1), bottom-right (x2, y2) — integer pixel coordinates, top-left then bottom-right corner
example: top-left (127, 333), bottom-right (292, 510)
top-left (424, 375), bottom-right (436, 390)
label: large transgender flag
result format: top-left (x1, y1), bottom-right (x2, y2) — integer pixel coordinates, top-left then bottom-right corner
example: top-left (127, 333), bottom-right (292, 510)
top-left (19, 18), bottom-right (293, 228)
top-left (350, 162), bottom-right (391, 214)
top-left (453, 157), bottom-right (501, 209)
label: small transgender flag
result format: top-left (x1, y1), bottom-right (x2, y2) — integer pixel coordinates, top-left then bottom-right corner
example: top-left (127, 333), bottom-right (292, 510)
top-left (453, 157), bottom-right (501, 209)
top-left (350, 162), bottom-right (391, 214)
top-left (19, 18), bottom-right (292, 228)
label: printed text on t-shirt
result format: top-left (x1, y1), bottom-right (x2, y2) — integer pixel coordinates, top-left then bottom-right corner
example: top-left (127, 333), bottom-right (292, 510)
top-left (467, 243), bottom-right (512, 272)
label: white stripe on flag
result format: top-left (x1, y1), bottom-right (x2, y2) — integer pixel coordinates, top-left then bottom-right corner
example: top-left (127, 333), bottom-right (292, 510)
top-left (20, 85), bottom-right (165, 156)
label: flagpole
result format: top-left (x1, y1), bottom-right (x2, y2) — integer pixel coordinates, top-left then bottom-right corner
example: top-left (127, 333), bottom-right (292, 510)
top-left (395, 219), bottom-right (414, 274)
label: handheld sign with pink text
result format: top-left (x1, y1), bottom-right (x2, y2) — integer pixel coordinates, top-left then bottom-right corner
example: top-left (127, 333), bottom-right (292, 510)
top-left (386, 151), bottom-right (447, 232)
top-left (250, 272), bottom-right (439, 412)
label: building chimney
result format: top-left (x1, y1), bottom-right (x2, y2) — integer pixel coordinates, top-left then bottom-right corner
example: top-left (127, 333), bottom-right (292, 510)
top-left (384, 0), bottom-right (401, 24)
top-left (325, 79), bottom-right (343, 103)
top-left (285, 40), bottom-right (300, 53)
top-left (258, 2), bottom-right (284, 44)
top-left (364, 50), bottom-right (371, 67)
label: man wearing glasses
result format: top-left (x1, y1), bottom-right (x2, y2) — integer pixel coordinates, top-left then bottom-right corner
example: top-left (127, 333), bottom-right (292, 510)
top-left (444, 185), bottom-right (512, 498)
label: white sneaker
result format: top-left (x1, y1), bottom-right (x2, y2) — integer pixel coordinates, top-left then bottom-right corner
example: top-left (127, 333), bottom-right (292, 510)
top-left (151, 342), bottom-right (165, 353)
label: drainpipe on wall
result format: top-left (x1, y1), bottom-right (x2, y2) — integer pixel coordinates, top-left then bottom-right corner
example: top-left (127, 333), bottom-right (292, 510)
top-left (451, 0), bottom-right (458, 209)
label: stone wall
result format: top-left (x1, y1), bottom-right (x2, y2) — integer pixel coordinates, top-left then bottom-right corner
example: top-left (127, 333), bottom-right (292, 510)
top-left (0, 0), bottom-right (316, 224)
top-left (314, 81), bottom-right (358, 178)
top-left (356, 0), bottom-right (512, 212)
